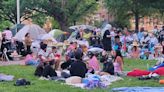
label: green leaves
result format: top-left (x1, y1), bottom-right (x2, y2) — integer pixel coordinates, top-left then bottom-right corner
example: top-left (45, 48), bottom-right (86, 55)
top-left (28, 0), bottom-right (98, 31)
top-left (105, 0), bottom-right (164, 29)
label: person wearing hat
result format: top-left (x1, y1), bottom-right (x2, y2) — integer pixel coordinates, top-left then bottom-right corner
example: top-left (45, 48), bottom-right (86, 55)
top-left (130, 41), bottom-right (140, 59)
top-left (153, 44), bottom-right (162, 59)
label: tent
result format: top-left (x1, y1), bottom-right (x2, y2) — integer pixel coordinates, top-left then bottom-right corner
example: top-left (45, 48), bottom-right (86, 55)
top-left (49, 29), bottom-right (69, 42)
top-left (14, 24), bottom-right (46, 41)
top-left (49, 29), bottom-right (68, 38)
top-left (11, 24), bottom-right (25, 36)
top-left (40, 34), bottom-right (57, 42)
top-left (69, 25), bottom-right (96, 31)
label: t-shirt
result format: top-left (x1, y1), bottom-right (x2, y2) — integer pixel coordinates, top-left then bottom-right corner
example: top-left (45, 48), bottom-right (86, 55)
top-left (70, 60), bottom-right (87, 78)
top-left (3, 30), bottom-right (12, 40)
top-left (38, 49), bottom-right (48, 62)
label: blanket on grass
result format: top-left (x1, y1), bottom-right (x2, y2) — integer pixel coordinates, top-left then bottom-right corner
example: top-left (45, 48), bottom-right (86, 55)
top-left (112, 87), bottom-right (164, 92)
top-left (66, 74), bottom-right (123, 89)
top-left (0, 74), bottom-right (14, 81)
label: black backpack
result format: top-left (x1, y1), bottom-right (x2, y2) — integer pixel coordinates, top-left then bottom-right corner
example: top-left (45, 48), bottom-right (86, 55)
top-left (14, 78), bottom-right (31, 86)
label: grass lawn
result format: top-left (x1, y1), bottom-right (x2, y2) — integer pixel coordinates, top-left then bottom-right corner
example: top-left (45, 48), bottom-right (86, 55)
top-left (0, 59), bottom-right (163, 92)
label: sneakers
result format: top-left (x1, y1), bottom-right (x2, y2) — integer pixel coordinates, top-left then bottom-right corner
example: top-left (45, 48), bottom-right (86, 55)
top-left (39, 76), bottom-right (49, 80)
top-left (138, 73), bottom-right (159, 80)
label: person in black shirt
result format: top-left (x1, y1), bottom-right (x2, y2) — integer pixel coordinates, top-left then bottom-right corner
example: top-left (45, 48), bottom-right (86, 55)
top-left (70, 51), bottom-right (87, 78)
top-left (99, 51), bottom-right (114, 75)
top-left (102, 30), bottom-right (112, 51)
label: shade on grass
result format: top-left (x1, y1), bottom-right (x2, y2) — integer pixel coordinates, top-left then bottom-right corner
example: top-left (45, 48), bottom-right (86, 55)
top-left (0, 59), bottom-right (163, 92)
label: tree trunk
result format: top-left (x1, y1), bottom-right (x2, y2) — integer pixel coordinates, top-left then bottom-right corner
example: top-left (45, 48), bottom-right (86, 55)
top-left (73, 21), bottom-right (76, 25)
top-left (58, 20), bottom-right (69, 32)
top-left (134, 12), bottom-right (139, 31)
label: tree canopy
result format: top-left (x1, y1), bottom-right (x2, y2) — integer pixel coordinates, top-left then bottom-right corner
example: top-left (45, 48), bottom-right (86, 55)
top-left (27, 0), bottom-right (98, 31)
top-left (105, 0), bottom-right (164, 30)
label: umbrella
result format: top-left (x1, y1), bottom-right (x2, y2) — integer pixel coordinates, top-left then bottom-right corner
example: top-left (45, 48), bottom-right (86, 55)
top-left (14, 24), bottom-right (46, 41)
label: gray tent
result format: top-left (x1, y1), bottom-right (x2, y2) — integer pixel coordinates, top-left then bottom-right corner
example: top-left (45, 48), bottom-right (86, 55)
top-left (14, 24), bottom-right (46, 41)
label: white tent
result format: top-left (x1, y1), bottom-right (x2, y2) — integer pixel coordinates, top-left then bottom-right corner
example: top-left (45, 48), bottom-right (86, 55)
top-left (14, 24), bottom-right (46, 41)
top-left (69, 25), bottom-right (96, 30)
top-left (40, 34), bottom-right (57, 42)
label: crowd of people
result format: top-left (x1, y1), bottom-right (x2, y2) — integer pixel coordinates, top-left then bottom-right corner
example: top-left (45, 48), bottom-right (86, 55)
top-left (0, 24), bottom-right (164, 80)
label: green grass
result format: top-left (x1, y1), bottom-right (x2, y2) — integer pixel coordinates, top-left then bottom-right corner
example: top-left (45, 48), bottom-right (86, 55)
top-left (0, 59), bottom-right (163, 92)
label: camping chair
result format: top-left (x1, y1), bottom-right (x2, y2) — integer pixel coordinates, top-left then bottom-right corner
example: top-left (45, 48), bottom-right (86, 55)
top-left (1, 48), bottom-right (10, 61)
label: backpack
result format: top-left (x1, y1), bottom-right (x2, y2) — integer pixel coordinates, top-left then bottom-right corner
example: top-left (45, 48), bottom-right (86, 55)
top-left (14, 78), bottom-right (31, 86)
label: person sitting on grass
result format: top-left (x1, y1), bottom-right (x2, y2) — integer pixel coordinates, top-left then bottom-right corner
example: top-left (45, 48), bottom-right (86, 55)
top-left (24, 52), bottom-right (38, 65)
top-left (87, 51), bottom-right (100, 73)
top-left (130, 41), bottom-right (140, 59)
top-left (99, 51), bottom-right (114, 75)
top-left (24, 33), bottom-right (32, 55)
top-left (112, 50), bottom-right (124, 75)
top-left (70, 51), bottom-right (87, 78)
top-left (49, 46), bottom-right (61, 70)
top-left (34, 42), bottom-right (53, 77)
top-left (42, 60), bottom-right (57, 79)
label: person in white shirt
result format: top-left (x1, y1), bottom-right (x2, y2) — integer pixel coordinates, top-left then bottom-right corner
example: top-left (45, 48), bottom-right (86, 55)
top-left (149, 33), bottom-right (158, 45)
top-left (2, 27), bottom-right (13, 40)
top-left (152, 26), bottom-right (158, 35)
top-left (133, 32), bottom-right (139, 42)
top-left (140, 32), bottom-right (150, 45)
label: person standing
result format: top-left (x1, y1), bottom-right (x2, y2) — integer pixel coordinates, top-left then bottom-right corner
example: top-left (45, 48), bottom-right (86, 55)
top-left (102, 29), bottom-right (112, 52)
top-left (24, 33), bottom-right (32, 55)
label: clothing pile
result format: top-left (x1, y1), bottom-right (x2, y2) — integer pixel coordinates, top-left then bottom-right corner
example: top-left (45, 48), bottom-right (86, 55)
top-left (0, 73), bottom-right (14, 81)
top-left (65, 74), bottom-right (123, 89)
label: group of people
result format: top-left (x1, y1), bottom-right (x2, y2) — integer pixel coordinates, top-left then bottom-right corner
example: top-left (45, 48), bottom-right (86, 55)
top-left (32, 41), bottom-right (123, 79)
top-left (0, 24), bottom-right (163, 80)
top-left (100, 25), bottom-right (164, 61)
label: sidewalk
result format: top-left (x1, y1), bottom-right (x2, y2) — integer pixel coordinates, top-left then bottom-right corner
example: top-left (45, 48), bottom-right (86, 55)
top-left (0, 60), bottom-right (24, 66)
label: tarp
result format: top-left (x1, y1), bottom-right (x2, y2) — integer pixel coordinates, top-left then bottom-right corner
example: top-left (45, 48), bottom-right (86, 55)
top-left (14, 24), bottom-right (46, 41)
top-left (112, 87), bottom-right (164, 92)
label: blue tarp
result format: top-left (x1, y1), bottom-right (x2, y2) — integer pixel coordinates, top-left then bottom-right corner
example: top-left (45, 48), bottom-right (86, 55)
top-left (112, 87), bottom-right (164, 92)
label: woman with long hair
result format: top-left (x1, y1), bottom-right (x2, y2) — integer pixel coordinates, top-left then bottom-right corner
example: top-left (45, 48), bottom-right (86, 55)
top-left (113, 50), bottom-right (124, 75)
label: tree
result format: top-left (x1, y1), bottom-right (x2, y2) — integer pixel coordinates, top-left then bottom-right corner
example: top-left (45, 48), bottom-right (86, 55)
top-left (29, 0), bottom-right (98, 31)
top-left (0, 0), bottom-right (46, 24)
top-left (105, 0), bottom-right (164, 31)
